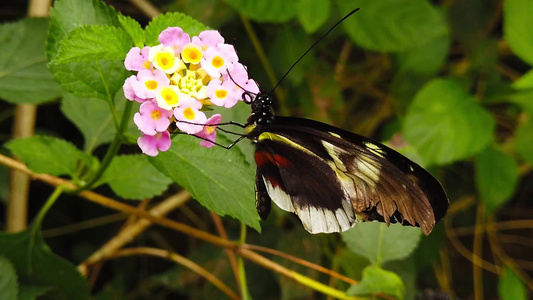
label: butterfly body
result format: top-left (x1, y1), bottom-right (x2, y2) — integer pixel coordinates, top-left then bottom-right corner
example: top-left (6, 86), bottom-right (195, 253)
top-left (243, 92), bottom-right (449, 235)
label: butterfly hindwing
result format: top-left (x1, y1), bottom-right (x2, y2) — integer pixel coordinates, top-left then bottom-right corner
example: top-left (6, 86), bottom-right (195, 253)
top-left (252, 116), bottom-right (448, 235)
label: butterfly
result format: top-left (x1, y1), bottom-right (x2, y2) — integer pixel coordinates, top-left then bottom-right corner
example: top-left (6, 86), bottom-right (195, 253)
top-left (193, 8), bottom-right (448, 235)
top-left (241, 92), bottom-right (448, 235)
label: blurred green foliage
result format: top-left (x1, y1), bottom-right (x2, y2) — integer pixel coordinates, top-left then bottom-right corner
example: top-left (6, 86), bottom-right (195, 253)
top-left (0, 0), bottom-right (532, 299)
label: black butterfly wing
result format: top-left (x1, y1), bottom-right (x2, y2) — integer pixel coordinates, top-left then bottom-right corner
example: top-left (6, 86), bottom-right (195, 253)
top-left (252, 116), bottom-right (449, 235)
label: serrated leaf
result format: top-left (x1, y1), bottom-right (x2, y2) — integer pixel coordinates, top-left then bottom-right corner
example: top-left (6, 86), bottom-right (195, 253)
top-left (101, 155), bottom-right (172, 200)
top-left (60, 92), bottom-right (139, 151)
top-left (0, 230), bottom-right (90, 300)
top-left (0, 18), bottom-right (61, 104)
top-left (514, 119), bottom-right (533, 166)
top-left (403, 79), bottom-right (495, 165)
top-left (296, 0), bottom-right (331, 33)
top-left (0, 256), bottom-right (18, 300)
top-left (48, 0), bottom-right (121, 61)
top-left (49, 59), bottom-right (130, 100)
top-left (396, 33), bottom-right (450, 75)
top-left (149, 134), bottom-right (260, 231)
top-left (475, 147), bottom-right (519, 213)
top-left (498, 267), bottom-right (527, 300)
top-left (225, 0), bottom-right (296, 23)
top-left (144, 13), bottom-right (209, 46)
top-left (347, 265), bottom-right (405, 300)
top-left (341, 223), bottom-right (421, 265)
top-left (512, 69), bottom-right (533, 90)
top-left (5, 136), bottom-right (96, 178)
top-left (338, 0), bottom-right (448, 52)
top-left (504, 0), bottom-right (533, 65)
top-left (51, 25), bottom-right (132, 65)
top-left (118, 14), bottom-right (145, 47)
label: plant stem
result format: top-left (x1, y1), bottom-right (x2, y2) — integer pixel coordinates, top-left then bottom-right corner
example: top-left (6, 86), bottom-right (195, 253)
top-left (76, 100), bottom-right (133, 192)
top-left (238, 222), bottom-right (250, 300)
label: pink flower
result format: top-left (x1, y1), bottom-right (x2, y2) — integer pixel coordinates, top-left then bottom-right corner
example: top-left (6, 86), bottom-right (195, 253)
top-left (225, 62), bottom-right (260, 98)
top-left (138, 131), bottom-right (172, 157)
top-left (174, 97), bottom-right (206, 134)
top-left (123, 75), bottom-right (147, 103)
top-left (130, 69), bottom-right (170, 100)
top-left (158, 27), bottom-right (191, 55)
top-left (133, 100), bottom-right (173, 135)
top-left (201, 44), bottom-right (239, 78)
top-left (197, 114), bottom-right (222, 148)
top-left (124, 46), bottom-right (152, 71)
top-left (192, 30), bottom-right (224, 50)
top-left (206, 79), bottom-right (239, 108)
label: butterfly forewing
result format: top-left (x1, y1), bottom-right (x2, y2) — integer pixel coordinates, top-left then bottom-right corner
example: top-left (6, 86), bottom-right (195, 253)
top-left (251, 116), bottom-right (448, 235)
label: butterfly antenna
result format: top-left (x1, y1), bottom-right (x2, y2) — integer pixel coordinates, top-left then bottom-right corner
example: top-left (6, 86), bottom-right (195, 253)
top-left (269, 8), bottom-right (360, 94)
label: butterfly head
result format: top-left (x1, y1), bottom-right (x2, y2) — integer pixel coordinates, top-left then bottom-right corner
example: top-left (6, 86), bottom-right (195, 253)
top-left (244, 91), bottom-right (275, 126)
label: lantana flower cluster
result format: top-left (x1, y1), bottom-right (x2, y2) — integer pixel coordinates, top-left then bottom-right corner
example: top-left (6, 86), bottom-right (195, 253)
top-left (123, 27), bottom-right (259, 156)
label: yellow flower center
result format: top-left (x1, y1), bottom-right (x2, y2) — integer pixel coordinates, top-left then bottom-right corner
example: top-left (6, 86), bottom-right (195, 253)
top-left (161, 88), bottom-right (179, 106)
top-left (151, 110), bottom-right (161, 120)
top-left (183, 107), bottom-right (195, 120)
top-left (205, 126), bottom-right (216, 134)
top-left (145, 80), bottom-right (158, 90)
top-left (182, 45), bottom-right (202, 64)
top-left (156, 52), bottom-right (174, 70)
top-left (211, 56), bottom-right (224, 68)
top-left (173, 70), bottom-right (207, 100)
top-left (215, 90), bottom-right (227, 99)
top-left (142, 60), bottom-right (151, 69)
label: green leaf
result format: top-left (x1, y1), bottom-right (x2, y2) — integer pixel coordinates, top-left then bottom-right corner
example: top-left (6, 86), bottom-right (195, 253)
top-left (504, 0), bottom-right (533, 65)
top-left (514, 119), bottom-right (533, 166)
top-left (509, 91), bottom-right (533, 114)
top-left (336, 249), bottom-right (371, 281)
top-left (48, 0), bottom-right (121, 61)
top-left (144, 13), bottom-right (209, 46)
top-left (0, 230), bottom-right (90, 300)
top-left (149, 134), bottom-right (260, 231)
top-left (475, 147), bottom-right (519, 213)
top-left (224, 0), bottom-right (296, 23)
top-left (49, 59), bottom-right (130, 100)
top-left (118, 14), bottom-right (145, 47)
top-left (0, 18), bottom-right (61, 104)
top-left (6, 136), bottom-right (97, 178)
top-left (403, 79), bottom-right (495, 165)
top-left (396, 33), bottom-right (450, 75)
top-left (347, 265), bottom-right (405, 300)
top-left (512, 69), bottom-right (533, 90)
top-left (498, 267), bottom-right (527, 300)
top-left (60, 92), bottom-right (139, 151)
top-left (0, 256), bottom-right (18, 300)
top-left (101, 155), bottom-right (172, 200)
top-left (341, 223), bottom-right (422, 265)
top-left (50, 25), bottom-right (132, 65)
top-left (48, 0), bottom-right (127, 100)
top-left (338, 0), bottom-right (448, 52)
top-left (19, 285), bottom-right (54, 300)
top-left (296, 0), bottom-right (331, 33)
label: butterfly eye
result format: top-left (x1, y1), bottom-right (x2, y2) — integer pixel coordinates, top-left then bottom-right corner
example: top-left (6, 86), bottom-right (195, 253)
top-left (242, 92), bottom-right (254, 104)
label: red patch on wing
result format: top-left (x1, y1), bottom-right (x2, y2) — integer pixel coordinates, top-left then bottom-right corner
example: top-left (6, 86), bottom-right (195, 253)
top-left (255, 151), bottom-right (292, 168)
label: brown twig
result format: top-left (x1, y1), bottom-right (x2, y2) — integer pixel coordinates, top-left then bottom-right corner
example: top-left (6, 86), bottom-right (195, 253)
top-left (110, 247), bottom-right (240, 300)
top-left (243, 244), bottom-right (357, 285)
top-left (210, 212), bottom-right (241, 289)
top-left (472, 205), bottom-right (485, 300)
